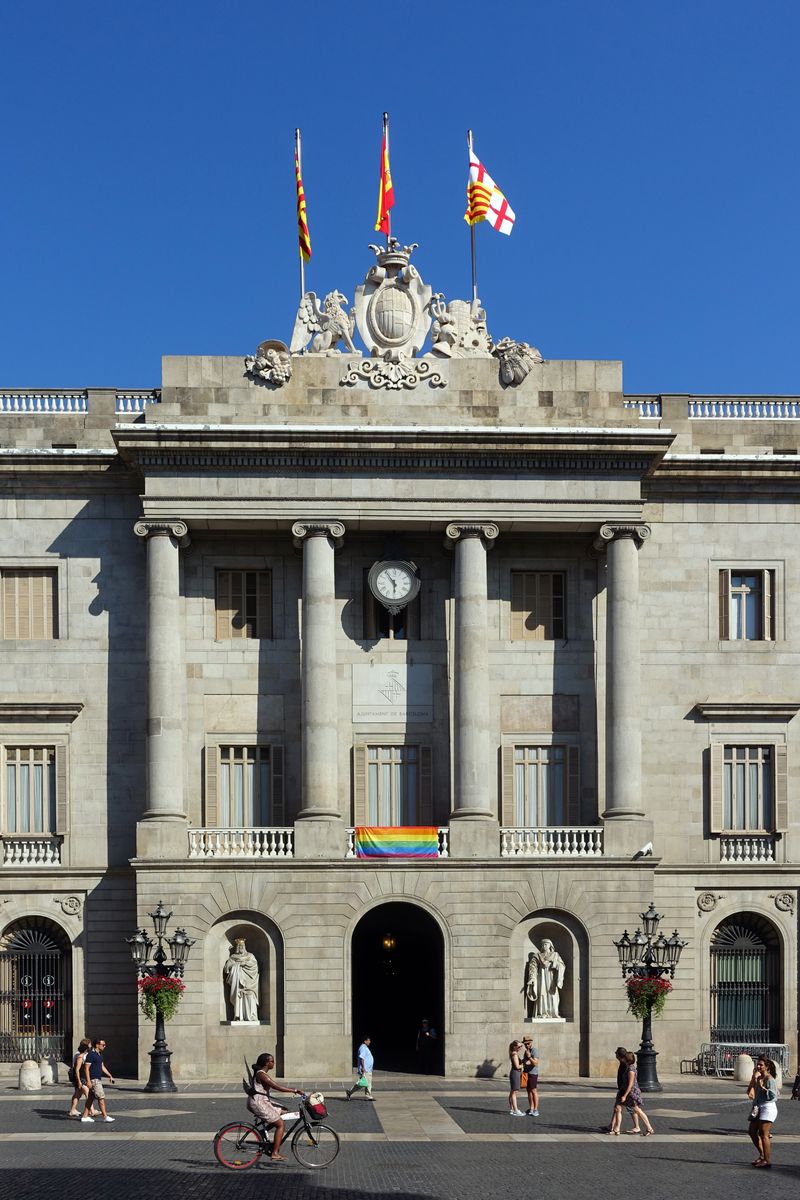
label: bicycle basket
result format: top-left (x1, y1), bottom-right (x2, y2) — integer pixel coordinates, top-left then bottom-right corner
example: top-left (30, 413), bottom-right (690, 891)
top-left (305, 1091), bottom-right (328, 1118)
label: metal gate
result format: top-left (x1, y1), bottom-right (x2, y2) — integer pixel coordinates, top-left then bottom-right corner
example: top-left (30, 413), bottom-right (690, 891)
top-left (710, 915), bottom-right (779, 1043)
top-left (0, 920), bottom-right (69, 1062)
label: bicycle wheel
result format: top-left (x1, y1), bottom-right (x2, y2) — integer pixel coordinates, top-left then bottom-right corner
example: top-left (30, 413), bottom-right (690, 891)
top-left (214, 1122), bottom-right (264, 1169)
top-left (291, 1121), bottom-right (340, 1168)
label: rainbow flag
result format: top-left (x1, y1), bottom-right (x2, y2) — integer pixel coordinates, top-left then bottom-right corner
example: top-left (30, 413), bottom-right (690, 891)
top-left (355, 826), bottom-right (439, 858)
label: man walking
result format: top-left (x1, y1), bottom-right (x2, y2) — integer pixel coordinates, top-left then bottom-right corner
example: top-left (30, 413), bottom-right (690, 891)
top-left (81, 1037), bottom-right (115, 1123)
top-left (345, 1035), bottom-right (374, 1101)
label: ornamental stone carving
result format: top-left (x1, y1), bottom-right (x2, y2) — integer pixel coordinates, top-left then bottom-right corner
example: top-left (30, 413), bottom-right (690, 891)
top-left (493, 336), bottom-right (544, 385)
top-left (341, 357), bottom-right (445, 390)
top-left (244, 339), bottom-right (292, 385)
top-left (134, 520), bottom-right (191, 548)
top-left (430, 295), bottom-right (493, 359)
top-left (771, 892), bottom-right (796, 914)
top-left (696, 892), bottom-right (722, 913)
top-left (289, 291), bottom-right (358, 355)
top-left (55, 895), bottom-right (82, 916)
top-left (593, 523), bottom-right (652, 552)
top-left (291, 520), bottom-right (345, 549)
top-left (353, 240), bottom-right (432, 362)
top-left (444, 521), bottom-right (500, 548)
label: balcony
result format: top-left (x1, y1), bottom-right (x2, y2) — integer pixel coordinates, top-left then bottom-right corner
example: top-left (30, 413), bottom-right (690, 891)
top-left (500, 826), bottom-right (604, 858)
top-left (1, 835), bottom-right (62, 866)
top-left (188, 827), bottom-right (294, 859)
top-left (345, 827), bottom-right (449, 859)
top-left (719, 834), bottom-right (776, 864)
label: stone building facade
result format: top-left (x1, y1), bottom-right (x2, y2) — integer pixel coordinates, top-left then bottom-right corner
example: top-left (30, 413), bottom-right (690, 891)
top-left (0, 295), bottom-right (798, 1080)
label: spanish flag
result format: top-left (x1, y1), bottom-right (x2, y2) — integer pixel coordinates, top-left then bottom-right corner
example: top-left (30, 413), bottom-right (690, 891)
top-left (375, 113), bottom-right (395, 235)
top-left (295, 145), bottom-right (312, 264)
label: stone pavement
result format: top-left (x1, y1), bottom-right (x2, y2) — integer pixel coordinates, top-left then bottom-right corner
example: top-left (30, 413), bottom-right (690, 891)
top-left (0, 1075), bottom-right (797, 1198)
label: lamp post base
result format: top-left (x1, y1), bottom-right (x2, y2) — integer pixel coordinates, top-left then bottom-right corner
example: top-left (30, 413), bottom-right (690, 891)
top-left (636, 1045), bottom-right (662, 1092)
top-left (144, 1044), bottom-right (177, 1093)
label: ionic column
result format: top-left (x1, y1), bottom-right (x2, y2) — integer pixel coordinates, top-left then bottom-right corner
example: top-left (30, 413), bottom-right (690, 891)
top-left (594, 523), bottom-right (651, 820)
top-left (292, 522), bottom-right (345, 844)
top-left (134, 520), bottom-right (190, 840)
top-left (445, 523), bottom-right (499, 848)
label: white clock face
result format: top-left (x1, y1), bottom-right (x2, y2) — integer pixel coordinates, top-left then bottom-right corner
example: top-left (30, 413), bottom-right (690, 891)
top-left (375, 566), bottom-right (413, 600)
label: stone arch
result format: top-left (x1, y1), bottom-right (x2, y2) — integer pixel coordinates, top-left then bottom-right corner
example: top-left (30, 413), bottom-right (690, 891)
top-left (708, 910), bottom-right (783, 1044)
top-left (510, 908), bottom-right (590, 1076)
top-left (203, 910), bottom-right (284, 1076)
top-left (0, 915), bottom-right (73, 1064)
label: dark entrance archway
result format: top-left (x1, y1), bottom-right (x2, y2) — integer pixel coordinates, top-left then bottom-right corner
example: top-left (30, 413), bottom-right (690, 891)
top-left (351, 901), bottom-right (444, 1074)
top-left (0, 917), bottom-right (71, 1063)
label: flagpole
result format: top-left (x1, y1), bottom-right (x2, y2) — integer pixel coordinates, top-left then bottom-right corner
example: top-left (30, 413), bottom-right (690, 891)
top-left (383, 113), bottom-right (391, 243)
top-left (467, 129), bottom-right (477, 303)
top-left (295, 128), bottom-right (305, 300)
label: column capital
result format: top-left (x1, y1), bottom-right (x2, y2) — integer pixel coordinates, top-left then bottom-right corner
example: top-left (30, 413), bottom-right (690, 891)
top-left (444, 521), bottom-right (499, 549)
top-left (134, 519), bottom-right (190, 548)
top-left (593, 522), bottom-right (651, 553)
top-left (291, 520), bottom-right (345, 549)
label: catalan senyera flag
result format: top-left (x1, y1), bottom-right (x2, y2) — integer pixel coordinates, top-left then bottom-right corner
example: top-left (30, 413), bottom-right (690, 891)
top-left (295, 150), bottom-right (312, 263)
top-left (375, 120), bottom-right (395, 235)
top-left (465, 150), bottom-right (516, 235)
top-left (355, 826), bottom-right (439, 859)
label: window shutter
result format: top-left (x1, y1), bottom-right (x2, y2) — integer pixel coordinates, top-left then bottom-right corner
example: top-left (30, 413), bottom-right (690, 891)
top-left (418, 745), bottom-right (433, 824)
top-left (764, 570), bottom-right (774, 641)
top-left (2, 573), bottom-right (15, 639)
top-left (259, 571), bottom-right (273, 639)
top-left (718, 570), bottom-right (730, 640)
top-left (31, 573), bottom-right (45, 639)
top-left (536, 574), bottom-right (552, 640)
top-left (353, 744), bottom-right (368, 826)
top-left (215, 571), bottom-right (232, 640)
top-left (405, 596), bottom-right (420, 640)
top-left (709, 743), bottom-right (724, 833)
top-left (270, 745), bottom-right (284, 824)
top-left (55, 744), bottom-right (68, 836)
top-left (363, 570), bottom-right (377, 639)
top-left (774, 743), bottom-right (788, 832)
top-left (501, 745), bottom-right (515, 825)
top-left (510, 572), bottom-right (524, 640)
top-left (205, 745), bottom-right (219, 826)
top-left (567, 745), bottom-right (581, 823)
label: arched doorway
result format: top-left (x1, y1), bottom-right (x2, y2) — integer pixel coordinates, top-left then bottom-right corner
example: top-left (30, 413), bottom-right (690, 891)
top-left (0, 917), bottom-right (71, 1063)
top-left (351, 902), bottom-right (444, 1074)
top-left (710, 913), bottom-right (781, 1042)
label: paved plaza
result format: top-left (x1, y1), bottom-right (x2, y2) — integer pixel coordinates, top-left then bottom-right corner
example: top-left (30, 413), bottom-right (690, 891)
top-left (0, 1075), bottom-right (798, 1199)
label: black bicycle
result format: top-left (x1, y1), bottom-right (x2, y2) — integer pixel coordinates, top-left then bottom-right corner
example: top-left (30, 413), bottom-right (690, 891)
top-left (213, 1096), bottom-right (340, 1170)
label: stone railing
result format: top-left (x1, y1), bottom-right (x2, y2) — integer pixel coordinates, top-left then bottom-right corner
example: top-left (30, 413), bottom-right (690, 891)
top-left (719, 834), bottom-right (776, 864)
top-left (500, 827), bottom-right (604, 858)
top-left (1, 836), bottom-right (62, 866)
top-left (0, 391), bottom-right (88, 413)
top-left (688, 399), bottom-right (800, 420)
top-left (188, 827), bottom-right (294, 859)
top-left (345, 827), bottom-right (450, 859)
top-left (624, 398), bottom-right (662, 418)
top-left (115, 390), bottom-right (161, 413)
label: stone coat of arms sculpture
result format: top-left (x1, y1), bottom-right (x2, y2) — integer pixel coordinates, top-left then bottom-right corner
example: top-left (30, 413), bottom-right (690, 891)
top-left (353, 240), bottom-right (432, 361)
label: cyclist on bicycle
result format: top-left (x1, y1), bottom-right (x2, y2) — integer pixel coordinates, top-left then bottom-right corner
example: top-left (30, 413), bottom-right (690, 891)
top-left (248, 1052), bottom-right (304, 1162)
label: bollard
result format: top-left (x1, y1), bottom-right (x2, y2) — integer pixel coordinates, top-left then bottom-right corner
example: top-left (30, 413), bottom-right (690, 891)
top-left (39, 1057), bottom-right (55, 1085)
top-left (734, 1053), bottom-right (754, 1083)
top-left (19, 1060), bottom-right (41, 1091)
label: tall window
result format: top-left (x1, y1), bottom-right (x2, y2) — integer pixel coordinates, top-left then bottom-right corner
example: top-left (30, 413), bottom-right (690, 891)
top-left (353, 744), bottom-right (432, 826)
top-left (215, 570), bottom-right (272, 639)
top-left (719, 569), bottom-right (774, 640)
top-left (710, 915), bottom-right (779, 1042)
top-left (2, 570), bottom-right (58, 640)
top-left (510, 571), bottom-right (565, 640)
top-left (723, 746), bottom-right (773, 832)
top-left (513, 746), bottom-right (566, 825)
top-left (5, 747), bottom-right (56, 834)
top-left (218, 746), bottom-right (273, 826)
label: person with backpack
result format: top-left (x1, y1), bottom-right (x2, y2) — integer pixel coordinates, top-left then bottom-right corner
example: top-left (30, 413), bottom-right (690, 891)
top-left (67, 1038), bottom-right (92, 1119)
top-left (247, 1052), bottom-right (304, 1162)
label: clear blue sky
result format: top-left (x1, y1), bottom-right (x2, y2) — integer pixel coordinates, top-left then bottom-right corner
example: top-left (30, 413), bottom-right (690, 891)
top-left (1, 1), bottom-right (798, 394)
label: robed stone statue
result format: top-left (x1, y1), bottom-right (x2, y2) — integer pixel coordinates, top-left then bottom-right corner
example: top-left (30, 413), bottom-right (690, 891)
top-left (524, 939), bottom-right (566, 1020)
top-left (223, 937), bottom-right (260, 1023)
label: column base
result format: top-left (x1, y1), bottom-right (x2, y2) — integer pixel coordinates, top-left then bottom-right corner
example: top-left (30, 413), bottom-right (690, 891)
top-left (447, 816), bottom-right (499, 859)
top-left (601, 816), bottom-right (654, 859)
top-left (293, 816), bottom-right (345, 860)
top-left (136, 817), bottom-right (188, 861)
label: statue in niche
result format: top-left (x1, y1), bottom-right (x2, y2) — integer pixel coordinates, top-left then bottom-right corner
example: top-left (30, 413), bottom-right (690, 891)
top-left (523, 939), bottom-right (566, 1020)
top-left (223, 937), bottom-right (260, 1023)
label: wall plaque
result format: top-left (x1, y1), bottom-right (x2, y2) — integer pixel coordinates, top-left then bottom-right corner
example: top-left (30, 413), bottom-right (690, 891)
top-left (352, 664), bottom-right (433, 723)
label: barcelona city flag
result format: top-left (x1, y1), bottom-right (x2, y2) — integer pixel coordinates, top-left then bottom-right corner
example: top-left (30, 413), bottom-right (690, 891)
top-left (465, 150), bottom-right (516, 235)
top-left (295, 149), bottom-right (312, 264)
top-left (375, 115), bottom-right (395, 235)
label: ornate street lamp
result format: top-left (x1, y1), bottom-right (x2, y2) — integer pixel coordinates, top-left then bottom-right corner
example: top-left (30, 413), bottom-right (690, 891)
top-left (126, 901), bottom-right (195, 1093)
top-left (612, 903), bottom-right (687, 1092)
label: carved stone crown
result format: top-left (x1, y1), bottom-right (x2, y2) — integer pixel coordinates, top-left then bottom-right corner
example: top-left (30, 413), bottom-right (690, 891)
top-left (368, 237), bottom-right (419, 270)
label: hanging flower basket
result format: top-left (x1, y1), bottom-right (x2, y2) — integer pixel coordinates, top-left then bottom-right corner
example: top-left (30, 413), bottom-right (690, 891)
top-left (138, 975), bottom-right (185, 1022)
top-left (626, 975), bottom-right (672, 1020)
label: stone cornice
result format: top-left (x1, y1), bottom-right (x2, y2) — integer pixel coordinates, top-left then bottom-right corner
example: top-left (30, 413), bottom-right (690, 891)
top-left (0, 702), bottom-right (84, 723)
top-left (694, 701), bottom-right (800, 721)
